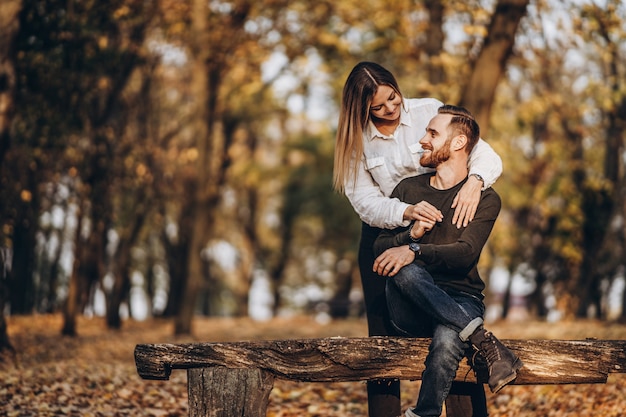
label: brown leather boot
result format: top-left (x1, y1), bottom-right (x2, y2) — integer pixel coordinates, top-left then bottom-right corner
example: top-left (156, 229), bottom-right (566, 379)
top-left (469, 327), bottom-right (523, 393)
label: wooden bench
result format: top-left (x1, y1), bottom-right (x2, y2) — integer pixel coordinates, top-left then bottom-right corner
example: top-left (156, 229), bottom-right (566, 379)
top-left (134, 336), bottom-right (626, 417)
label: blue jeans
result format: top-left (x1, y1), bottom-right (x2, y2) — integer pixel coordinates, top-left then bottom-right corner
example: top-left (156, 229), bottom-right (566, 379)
top-left (386, 263), bottom-right (485, 417)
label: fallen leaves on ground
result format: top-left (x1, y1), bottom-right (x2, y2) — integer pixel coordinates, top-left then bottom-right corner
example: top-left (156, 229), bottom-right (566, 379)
top-left (1, 314), bottom-right (625, 416)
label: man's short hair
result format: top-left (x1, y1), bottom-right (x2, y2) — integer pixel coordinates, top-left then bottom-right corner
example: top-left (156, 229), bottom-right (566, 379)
top-left (438, 105), bottom-right (480, 153)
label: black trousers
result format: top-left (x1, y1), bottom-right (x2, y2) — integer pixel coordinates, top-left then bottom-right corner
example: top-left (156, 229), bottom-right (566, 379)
top-left (358, 222), bottom-right (488, 417)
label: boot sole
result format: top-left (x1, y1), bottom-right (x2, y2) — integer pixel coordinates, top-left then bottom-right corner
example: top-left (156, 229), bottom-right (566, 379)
top-left (490, 358), bottom-right (524, 394)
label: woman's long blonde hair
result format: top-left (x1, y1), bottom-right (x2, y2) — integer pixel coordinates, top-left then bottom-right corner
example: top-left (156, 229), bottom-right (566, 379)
top-left (333, 62), bottom-right (403, 193)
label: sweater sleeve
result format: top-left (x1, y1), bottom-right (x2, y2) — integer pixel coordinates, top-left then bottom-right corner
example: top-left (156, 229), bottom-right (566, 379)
top-left (373, 224), bottom-right (413, 257)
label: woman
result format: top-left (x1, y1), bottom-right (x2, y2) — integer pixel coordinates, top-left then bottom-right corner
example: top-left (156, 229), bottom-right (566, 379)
top-left (333, 62), bottom-right (501, 417)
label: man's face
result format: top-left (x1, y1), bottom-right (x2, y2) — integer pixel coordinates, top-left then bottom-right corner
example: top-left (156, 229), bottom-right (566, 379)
top-left (419, 113), bottom-right (453, 168)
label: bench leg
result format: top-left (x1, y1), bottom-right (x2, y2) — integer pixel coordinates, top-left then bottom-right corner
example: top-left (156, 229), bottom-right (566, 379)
top-left (445, 394), bottom-right (473, 417)
top-left (446, 382), bottom-right (487, 417)
top-left (188, 366), bottom-right (275, 417)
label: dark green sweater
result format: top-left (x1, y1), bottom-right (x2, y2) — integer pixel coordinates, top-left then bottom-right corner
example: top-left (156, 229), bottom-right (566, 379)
top-left (373, 173), bottom-right (501, 298)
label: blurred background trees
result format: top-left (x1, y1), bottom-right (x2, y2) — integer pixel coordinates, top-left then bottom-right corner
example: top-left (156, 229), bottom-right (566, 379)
top-left (0, 0), bottom-right (625, 348)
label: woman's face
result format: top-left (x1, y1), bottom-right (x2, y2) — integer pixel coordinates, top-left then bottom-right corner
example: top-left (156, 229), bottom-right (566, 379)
top-left (369, 85), bottom-right (402, 122)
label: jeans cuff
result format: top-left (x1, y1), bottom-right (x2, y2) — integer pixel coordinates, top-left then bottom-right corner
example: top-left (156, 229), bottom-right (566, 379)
top-left (459, 317), bottom-right (483, 342)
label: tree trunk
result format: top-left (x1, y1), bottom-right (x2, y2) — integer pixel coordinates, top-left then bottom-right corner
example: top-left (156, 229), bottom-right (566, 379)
top-left (107, 242), bottom-right (132, 329)
top-left (329, 254), bottom-right (355, 318)
top-left (8, 164), bottom-right (39, 314)
top-left (0, 0), bottom-right (21, 168)
top-left (63, 183), bottom-right (108, 335)
top-left (174, 0), bottom-right (250, 334)
top-left (422, 0), bottom-right (445, 87)
top-left (231, 170), bottom-right (260, 317)
top-left (571, 13), bottom-right (626, 317)
top-left (174, 0), bottom-right (211, 335)
top-left (107, 187), bottom-right (149, 328)
top-left (0, 0), bottom-right (21, 354)
top-left (622, 274), bottom-right (626, 323)
top-left (62, 205), bottom-right (84, 336)
top-left (460, 0), bottom-right (530, 135)
top-left (0, 247), bottom-right (14, 355)
top-left (162, 203), bottom-right (192, 317)
top-left (174, 196), bottom-right (209, 334)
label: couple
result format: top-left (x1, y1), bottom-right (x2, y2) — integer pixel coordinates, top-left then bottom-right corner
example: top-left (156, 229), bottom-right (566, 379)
top-left (334, 62), bottom-right (522, 417)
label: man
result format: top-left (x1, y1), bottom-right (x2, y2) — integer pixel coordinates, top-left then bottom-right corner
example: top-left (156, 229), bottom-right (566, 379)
top-left (372, 105), bottom-right (522, 417)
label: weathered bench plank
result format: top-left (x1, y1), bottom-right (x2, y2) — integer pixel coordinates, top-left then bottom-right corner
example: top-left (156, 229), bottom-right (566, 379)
top-left (134, 337), bottom-right (626, 386)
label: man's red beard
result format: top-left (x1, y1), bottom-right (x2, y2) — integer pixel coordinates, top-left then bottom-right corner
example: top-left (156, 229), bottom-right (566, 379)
top-left (420, 139), bottom-right (452, 168)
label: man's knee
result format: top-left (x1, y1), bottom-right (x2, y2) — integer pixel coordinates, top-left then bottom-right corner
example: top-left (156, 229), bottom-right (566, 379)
top-left (391, 263), bottom-right (428, 291)
top-left (430, 327), bottom-right (465, 364)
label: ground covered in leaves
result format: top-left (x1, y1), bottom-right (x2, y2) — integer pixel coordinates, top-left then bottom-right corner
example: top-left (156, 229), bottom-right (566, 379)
top-left (1, 314), bottom-right (625, 416)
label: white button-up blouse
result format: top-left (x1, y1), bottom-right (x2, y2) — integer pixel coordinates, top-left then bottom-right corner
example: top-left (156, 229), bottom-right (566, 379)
top-left (343, 97), bottom-right (503, 229)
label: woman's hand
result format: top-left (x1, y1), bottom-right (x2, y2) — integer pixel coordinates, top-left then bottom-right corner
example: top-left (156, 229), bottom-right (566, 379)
top-left (373, 246), bottom-right (414, 277)
top-left (404, 201), bottom-right (443, 223)
top-left (451, 175), bottom-right (482, 228)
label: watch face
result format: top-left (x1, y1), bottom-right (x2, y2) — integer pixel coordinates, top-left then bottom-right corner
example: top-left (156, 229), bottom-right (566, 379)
top-left (409, 242), bottom-right (421, 253)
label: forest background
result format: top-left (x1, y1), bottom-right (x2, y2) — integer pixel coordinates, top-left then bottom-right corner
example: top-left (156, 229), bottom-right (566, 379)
top-left (0, 0), bottom-right (626, 353)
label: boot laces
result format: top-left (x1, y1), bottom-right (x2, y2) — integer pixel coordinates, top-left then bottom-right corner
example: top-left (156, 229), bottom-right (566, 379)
top-left (478, 331), bottom-right (502, 366)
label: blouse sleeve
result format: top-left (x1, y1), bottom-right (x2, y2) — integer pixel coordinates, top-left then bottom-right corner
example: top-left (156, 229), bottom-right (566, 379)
top-left (343, 160), bottom-right (411, 230)
top-left (467, 138), bottom-right (502, 190)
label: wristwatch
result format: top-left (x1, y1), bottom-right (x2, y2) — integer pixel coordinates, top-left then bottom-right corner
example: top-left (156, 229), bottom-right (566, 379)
top-left (408, 242), bottom-right (421, 256)
top-left (470, 173), bottom-right (484, 184)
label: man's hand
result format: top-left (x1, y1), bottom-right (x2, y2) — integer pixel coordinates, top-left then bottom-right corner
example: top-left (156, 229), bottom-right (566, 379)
top-left (404, 201), bottom-right (443, 224)
top-left (373, 246), bottom-right (415, 277)
top-left (451, 175), bottom-right (482, 228)
top-left (410, 216), bottom-right (437, 240)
